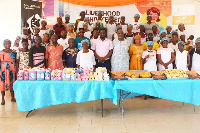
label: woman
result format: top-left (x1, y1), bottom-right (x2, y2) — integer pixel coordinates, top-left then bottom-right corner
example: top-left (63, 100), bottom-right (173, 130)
top-left (129, 35), bottom-right (145, 70)
top-left (74, 11), bottom-right (85, 32)
top-left (145, 15), bottom-right (155, 35)
top-left (189, 37), bottom-right (200, 74)
top-left (53, 16), bottom-right (65, 39)
top-left (157, 37), bottom-right (175, 70)
top-left (64, 14), bottom-right (70, 31)
top-left (134, 24), bottom-right (147, 44)
top-left (125, 24), bottom-right (134, 45)
top-left (111, 29), bottom-right (130, 71)
top-left (107, 15), bottom-right (116, 40)
top-left (117, 16), bottom-right (128, 34)
top-left (39, 20), bottom-right (48, 38)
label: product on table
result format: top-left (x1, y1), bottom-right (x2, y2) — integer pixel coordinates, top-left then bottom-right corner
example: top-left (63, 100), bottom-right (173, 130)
top-left (111, 71), bottom-right (125, 79)
top-left (24, 70), bottom-right (29, 80)
top-left (17, 69), bottom-right (24, 80)
top-left (185, 70), bottom-right (198, 76)
top-left (29, 68), bottom-right (37, 80)
top-left (139, 72), bottom-right (151, 78)
top-left (37, 68), bottom-right (45, 80)
top-left (89, 72), bottom-right (95, 81)
top-left (164, 69), bottom-right (188, 78)
top-left (150, 71), bottom-right (164, 76)
top-left (125, 71), bottom-right (139, 78)
top-left (57, 68), bottom-right (62, 80)
top-left (45, 68), bottom-right (51, 80)
top-left (62, 68), bottom-right (71, 81)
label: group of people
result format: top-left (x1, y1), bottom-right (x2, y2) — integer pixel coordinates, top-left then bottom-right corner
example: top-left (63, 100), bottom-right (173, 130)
top-left (0, 10), bottom-right (200, 105)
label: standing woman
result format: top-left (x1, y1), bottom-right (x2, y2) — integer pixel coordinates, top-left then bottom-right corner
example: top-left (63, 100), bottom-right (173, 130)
top-left (53, 16), bottom-right (65, 39)
top-left (75, 11), bottom-right (86, 33)
top-left (145, 15), bottom-right (155, 35)
top-left (129, 35), bottom-right (145, 70)
top-left (64, 14), bottom-right (70, 32)
top-left (39, 20), bottom-right (48, 38)
top-left (111, 29), bottom-right (130, 71)
top-left (107, 15), bottom-right (116, 40)
top-left (118, 16), bottom-right (128, 34)
top-left (157, 37), bottom-right (175, 70)
top-left (0, 39), bottom-right (17, 105)
top-left (125, 24), bottom-right (134, 45)
top-left (189, 37), bottom-right (200, 73)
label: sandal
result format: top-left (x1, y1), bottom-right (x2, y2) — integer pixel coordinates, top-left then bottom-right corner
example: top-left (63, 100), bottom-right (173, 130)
top-left (1, 101), bottom-right (5, 105)
top-left (11, 98), bottom-right (16, 102)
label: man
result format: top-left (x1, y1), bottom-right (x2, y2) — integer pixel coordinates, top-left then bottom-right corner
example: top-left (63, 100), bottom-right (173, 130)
top-left (91, 28), bottom-right (113, 72)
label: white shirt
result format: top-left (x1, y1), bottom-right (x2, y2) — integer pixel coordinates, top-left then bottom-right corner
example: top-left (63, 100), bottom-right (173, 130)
top-left (132, 21), bottom-right (140, 33)
top-left (57, 38), bottom-right (69, 50)
top-left (168, 42), bottom-right (178, 52)
top-left (175, 50), bottom-right (188, 71)
top-left (76, 49), bottom-right (96, 69)
top-left (142, 50), bottom-right (157, 71)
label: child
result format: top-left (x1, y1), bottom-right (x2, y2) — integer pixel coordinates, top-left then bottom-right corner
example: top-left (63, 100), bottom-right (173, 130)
top-left (41, 33), bottom-right (50, 48)
top-left (32, 26), bottom-right (40, 45)
top-left (62, 38), bottom-right (78, 68)
top-left (74, 28), bottom-right (91, 51)
top-left (107, 15), bottom-right (116, 40)
top-left (186, 35), bottom-right (194, 51)
top-left (84, 17), bottom-right (93, 31)
top-left (16, 39), bottom-right (29, 70)
top-left (76, 39), bottom-right (96, 70)
top-left (29, 36), bottom-right (46, 68)
top-left (93, 21), bottom-right (104, 31)
top-left (125, 24), bottom-right (134, 45)
top-left (159, 30), bottom-right (167, 46)
top-left (118, 16), bottom-right (128, 34)
top-left (166, 26), bottom-right (172, 43)
top-left (91, 29), bottom-right (99, 47)
top-left (112, 25), bottom-right (122, 41)
top-left (45, 34), bottom-right (63, 70)
top-left (157, 37), bottom-right (175, 70)
top-left (75, 11), bottom-right (85, 32)
top-left (145, 15), bottom-right (155, 35)
top-left (93, 10), bottom-right (107, 29)
top-left (0, 39), bottom-right (17, 105)
top-left (168, 31), bottom-right (179, 51)
top-left (64, 14), bottom-right (70, 31)
top-left (48, 29), bottom-right (55, 41)
top-left (83, 22), bottom-right (91, 39)
top-left (142, 41), bottom-right (157, 71)
top-left (67, 23), bottom-right (76, 38)
top-left (39, 20), bottom-right (48, 38)
top-left (57, 29), bottom-right (69, 50)
top-left (143, 33), bottom-right (159, 51)
top-left (175, 41), bottom-right (190, 71)
top-left (152, 24), bottom-right (160, 43)
top-left (132, 14), bottom-right (140, 33)
top-left (178, 23), bottom-right (188, 40)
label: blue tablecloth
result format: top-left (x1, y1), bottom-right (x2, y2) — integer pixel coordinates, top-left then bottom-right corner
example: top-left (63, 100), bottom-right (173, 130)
top-left (13, 80), bottom-right (115, 112)
top-left (113, 79), bottom-right (200, 106)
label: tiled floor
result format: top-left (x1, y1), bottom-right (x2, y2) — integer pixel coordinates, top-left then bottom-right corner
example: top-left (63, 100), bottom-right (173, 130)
top-left (1, 92), bottom-right (200, 133)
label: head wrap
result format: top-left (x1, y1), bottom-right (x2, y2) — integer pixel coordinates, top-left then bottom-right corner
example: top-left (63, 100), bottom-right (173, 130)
top-left (94, 21), bottom-right (103, 29)
top-left (146, 41), bottom-right (154, 46)
top-left (177, 41), bottom-right (185, 48)
top-left (159, 30), bottom-right (167, 37)
top-left (152, 24), bottom-right (157, 28)
top-left (34, 26), bottom-right (40, 31)
top-left (115, 25), bottom-right (122, 32)
top-left (134, 14), bottom-right (140, 18)
top-left (40, 20), bottom-right (47, 25)
top-left (79, 11), bottom-right (85, 16)
top-left (81, 39), bottom-right (89, 45)
top-left (65, 14), bottom-right (70, 18)
top-left (84, 17), bottom-right (89, 21)
top-left (97, 10), bottom-right (103, 15)
top-left (109, 15), bottom-right (114, 19)
top-left (48, 28), bottom-right (55, 34)
top-left (178, 23), bottom-right (185, 30)
top-left (195, 37), bottom-right (200, 44)
top-left (147, 15), bottom-right (152, 18)
top-left (3, 39), bottom-right (11, 47)
top-left (83, 22), bottom-right (88, 26)
top-left (165, 26), bottom-right (172, 30)
top-left (127, 24), bottom-right (133, 30)
top-left (171, 31), bottom-right (179, 36)
top-left (67, 23), bottom-right (74, 27)
top-left (160, 37), bottom-right (169, 45)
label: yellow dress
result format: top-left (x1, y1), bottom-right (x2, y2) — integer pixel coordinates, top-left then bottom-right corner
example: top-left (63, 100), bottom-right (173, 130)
top-left (129, 44), bottom-right (145, 70)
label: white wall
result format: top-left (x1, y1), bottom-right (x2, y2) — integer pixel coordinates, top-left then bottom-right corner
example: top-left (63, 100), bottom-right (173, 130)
top-left (0, 0), bottom-right (21, 50)
top-left (0, 0), bottom-right (199, 50)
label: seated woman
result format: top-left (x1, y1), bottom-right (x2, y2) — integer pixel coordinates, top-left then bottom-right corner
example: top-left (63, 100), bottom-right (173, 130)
top-left (157, 37), bottom-right (175, 70)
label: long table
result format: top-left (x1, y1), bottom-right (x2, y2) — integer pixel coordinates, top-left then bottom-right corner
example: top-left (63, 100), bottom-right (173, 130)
top-left (13, 80), bottom-right (115, 117)
top-left (113, 79), bottom-right (200, 117)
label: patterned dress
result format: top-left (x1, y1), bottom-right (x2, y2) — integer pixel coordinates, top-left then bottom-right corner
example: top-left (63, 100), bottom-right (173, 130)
top-left (111, 39), bottom-right (130, 71)
top-left (16, 51), bottom-right (29, 69)
top-left (62, 47), bottom-right (78, 68)
top-left (45, 44), bottom-right (63, 70)
top-left (0, 51), bottom-right (16, 91)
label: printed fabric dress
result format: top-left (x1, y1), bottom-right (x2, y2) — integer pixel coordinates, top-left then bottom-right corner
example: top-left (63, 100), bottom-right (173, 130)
top-left (16, 51), bottom-right (29, 69)
top-left (0, 51), bottom-right (16, 91)
top-left (129, 44), bottom-right (145, 70)
top-left (111, 39), bottom-right (130, 71)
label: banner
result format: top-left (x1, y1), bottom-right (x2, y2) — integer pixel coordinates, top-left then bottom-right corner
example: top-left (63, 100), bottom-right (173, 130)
top-left (22, 0), bottom-right (172, 34)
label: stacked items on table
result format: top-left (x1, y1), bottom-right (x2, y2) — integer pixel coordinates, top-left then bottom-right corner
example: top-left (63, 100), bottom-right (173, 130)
top-left (17, 67), bottom-right (109, 81)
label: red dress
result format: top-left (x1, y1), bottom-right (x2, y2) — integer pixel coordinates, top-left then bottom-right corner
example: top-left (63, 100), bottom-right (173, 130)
top-left (53, 24), bottom-right (65, 39)
top-left (0, 51), bottom-right (16, 91)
